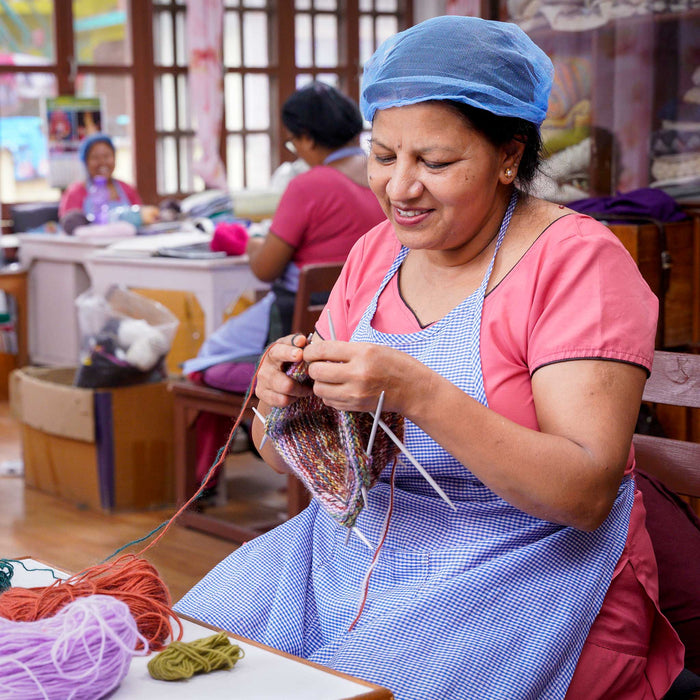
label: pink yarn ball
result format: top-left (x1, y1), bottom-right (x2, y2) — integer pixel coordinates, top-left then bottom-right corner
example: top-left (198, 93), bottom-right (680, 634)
top-left (211, 222), bottom-right (250, 256)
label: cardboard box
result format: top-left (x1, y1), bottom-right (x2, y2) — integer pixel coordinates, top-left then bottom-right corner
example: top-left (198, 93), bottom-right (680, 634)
top-left (10, 366), bottom-right (175, 511)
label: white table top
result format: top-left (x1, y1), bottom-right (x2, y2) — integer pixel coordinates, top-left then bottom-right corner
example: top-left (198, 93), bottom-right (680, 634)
top-left (10, 559), bottom-right (392, 700)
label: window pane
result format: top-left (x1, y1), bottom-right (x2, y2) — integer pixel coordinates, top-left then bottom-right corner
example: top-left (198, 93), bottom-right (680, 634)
top-left (153, 12), bottom-right (174, 66)
top-left (314, 0), bottom-right (337, 9)
top-left (155, 74), bottom-right (176, 130)
top-left (225, 0), bottom-right (241, 6)
top-left (296, 73), bottom-right (314, 89)
top-left (175, 11), bottom-right (187, 67)
top-left (376, 0), bottom-right (398, 10)
top-left (314, 14), bottom-right (337, 68)
top-left (177, 74), bottom-right (190, 130)
top-left (179, 135), bottom-right (204, 192)
top-left (0, 72), bottom-right (57, 203)
top-left (73, 1), bottom-right (130, 65)
top-left (223, 12), bottom-right (242, 68)
top-left (76, 74), bottom-right (135, 185)
top-left (359, 15), bottom-right (375, 64)
top-left (295, 0), bottom-right (311, 8)
top-left (225, 73), bottom-right (243, 130)
top-left (157, 136), bottom-right (178, 193)
top-left (242, 12), bottom-right (268, 67)
top-left (244, 74), bottom-right (269, 130)
top-left (375, 15), bottom-right (398, 45)
top-left (245, 133), bottom-right (270, 188)
top-left (0, 1), bottom-right (54, 63)
top-left (226, 134), bottom-right (244, 190)
top-left (243, 0), bottom-right (267, 7)
top-left (295, 14), bottom-right (312, 68)
top-left (316, 73), bottom-right (339, 88)
top-left (359, 0), bottom-right (373, 11)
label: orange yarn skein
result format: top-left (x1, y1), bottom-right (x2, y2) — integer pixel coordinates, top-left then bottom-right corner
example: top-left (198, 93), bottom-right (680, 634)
top-left (0, 554), bottom-right (181, 651)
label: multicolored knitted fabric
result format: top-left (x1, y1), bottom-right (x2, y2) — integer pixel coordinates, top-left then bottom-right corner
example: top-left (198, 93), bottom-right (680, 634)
top-left (265, 360), bottom-right (403, 527)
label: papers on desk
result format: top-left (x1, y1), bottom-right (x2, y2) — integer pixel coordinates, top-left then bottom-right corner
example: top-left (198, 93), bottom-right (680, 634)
top-left (100, 232), bottom-right (215, 258)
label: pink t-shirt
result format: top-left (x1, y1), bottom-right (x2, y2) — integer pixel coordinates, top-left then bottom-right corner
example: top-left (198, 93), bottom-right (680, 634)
top-left (58, 179), bottom-right (142, 218)
top-left (270, 166), bottom-right (385, 267)
top-left (318, 213), bottom-right (657, 450)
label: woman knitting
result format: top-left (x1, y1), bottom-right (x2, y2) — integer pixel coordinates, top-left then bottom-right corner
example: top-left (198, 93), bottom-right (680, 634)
top-left (175, 17), bottom-right (684, 699)
top-left (183, 82), bottom-right (384, 491)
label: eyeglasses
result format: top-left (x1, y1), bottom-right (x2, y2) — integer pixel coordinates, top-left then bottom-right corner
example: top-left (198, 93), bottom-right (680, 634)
top-left (284, 140), bottom-right (297, 155)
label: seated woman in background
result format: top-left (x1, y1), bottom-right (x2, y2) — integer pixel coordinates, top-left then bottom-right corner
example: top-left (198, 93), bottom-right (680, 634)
top-left (58, 133), bottom-right (143, 221)
top-left (184, 82), bottom-right (385, 489)
top-left (175, 16), bottom-right (685, 699)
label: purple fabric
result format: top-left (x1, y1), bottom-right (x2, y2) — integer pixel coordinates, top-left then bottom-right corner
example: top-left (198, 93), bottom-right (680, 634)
top-left (202, 361), bottom-right (256, 393)
top-left (568, 188), bottom-right (688, 223)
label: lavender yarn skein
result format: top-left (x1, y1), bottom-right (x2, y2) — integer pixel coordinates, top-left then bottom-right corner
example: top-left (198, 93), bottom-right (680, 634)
top-left (0, 594), bottom-right (146, 699)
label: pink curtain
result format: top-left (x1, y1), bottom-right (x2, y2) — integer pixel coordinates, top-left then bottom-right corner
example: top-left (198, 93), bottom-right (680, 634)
top-left (186, 0), bottom-right (227, 189)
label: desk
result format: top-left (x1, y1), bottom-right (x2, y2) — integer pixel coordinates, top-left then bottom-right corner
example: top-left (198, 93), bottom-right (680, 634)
top-left (18, 234), bottom-right (119, 365)
top-left (86, 252), bottom-right (268, 340)
top-left (87, 252), bottom-right (270, 374)
top-left (11, 559), bottom-right (393, 700)
top-left (0, 263), bottom-right (28, 368)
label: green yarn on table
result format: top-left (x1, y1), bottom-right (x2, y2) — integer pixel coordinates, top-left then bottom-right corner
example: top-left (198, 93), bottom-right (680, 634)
top-left (147, 632), bottom-right (245, 681)
top-left (0, 559), bottom-right (14, 593)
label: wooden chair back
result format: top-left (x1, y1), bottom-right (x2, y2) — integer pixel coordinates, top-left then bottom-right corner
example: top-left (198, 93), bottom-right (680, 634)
top-left (291, 262), bottom-right (345, 336)
top-left (634, 350), bottom-right (700, 503)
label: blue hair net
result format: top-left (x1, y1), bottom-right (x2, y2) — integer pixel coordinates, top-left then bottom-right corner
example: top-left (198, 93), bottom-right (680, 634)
top-left (79, 133), bottom-right (115, 164)
top-left (360, 16), bottom-right (553, 127)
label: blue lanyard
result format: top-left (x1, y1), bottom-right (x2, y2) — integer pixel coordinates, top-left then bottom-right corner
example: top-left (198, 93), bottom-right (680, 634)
top-left (322, 146), bottom-right (366, 165)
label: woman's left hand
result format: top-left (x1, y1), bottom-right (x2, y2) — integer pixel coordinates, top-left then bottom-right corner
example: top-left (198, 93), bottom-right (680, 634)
top-left (303, 339), bottom-right (430, 415)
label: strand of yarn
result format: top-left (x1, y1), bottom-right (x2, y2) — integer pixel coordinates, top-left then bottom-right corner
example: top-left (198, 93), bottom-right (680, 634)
top-left (0, 559), bottom-right (13, 593)
top-left (0, 594), bottom-right (147, 700)
top-left (265, 359), bottom-right (403, 527)
top-left (0, 558), bottom-right (62, 594)
top-left (349, 457), bottom-right (398, 632)
top-left (147, 632), bottom-right (244, 681)
top-left (0, 554), bottom-right (181, 651)
top-left (105, 342), bottom-right (278, 563)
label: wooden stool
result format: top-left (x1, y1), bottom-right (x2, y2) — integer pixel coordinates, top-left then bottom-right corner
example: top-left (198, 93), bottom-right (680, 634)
top-left (171, 379), bottom-right (309, 543)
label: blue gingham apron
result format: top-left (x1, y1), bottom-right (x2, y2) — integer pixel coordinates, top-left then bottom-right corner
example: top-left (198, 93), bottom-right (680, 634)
top-left (175, 195), bottom-right (634, 700)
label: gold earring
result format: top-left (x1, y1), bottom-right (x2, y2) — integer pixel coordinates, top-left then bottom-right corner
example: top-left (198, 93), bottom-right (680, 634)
top-left (505, 167), bottom-right (513, 178)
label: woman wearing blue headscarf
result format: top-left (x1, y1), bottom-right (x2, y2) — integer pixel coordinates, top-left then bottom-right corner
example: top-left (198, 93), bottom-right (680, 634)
top-left (175, 17), bottom-right (684, 698)
top-left (58, 133), bottom-right (143, 219)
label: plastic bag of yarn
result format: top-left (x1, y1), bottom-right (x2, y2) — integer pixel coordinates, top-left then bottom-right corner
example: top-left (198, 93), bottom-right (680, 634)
top-left (74, 286), bottom-right (179, 388)
top-left (0, 594), bottom-right (147, 700)
top-left (265, 360), bottom-right (403, 527)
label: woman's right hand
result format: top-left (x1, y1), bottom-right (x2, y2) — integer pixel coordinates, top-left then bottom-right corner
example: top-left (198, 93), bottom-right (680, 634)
top-left (254, 333), bottom-right (314, 408)
top-left (252, 333), bottom-right (314, 473)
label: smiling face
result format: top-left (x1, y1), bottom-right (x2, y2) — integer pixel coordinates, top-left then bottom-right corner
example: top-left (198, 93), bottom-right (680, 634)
top-left (85, 141), bottom-right (116, 181)
top-left (368, 102), bottom-right (521, 261)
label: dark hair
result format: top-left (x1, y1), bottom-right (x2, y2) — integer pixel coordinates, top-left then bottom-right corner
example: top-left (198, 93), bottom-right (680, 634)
top-left (443, 101), bottom-right (543, 191)
top-left (282, 82), bottom-right (363, 150)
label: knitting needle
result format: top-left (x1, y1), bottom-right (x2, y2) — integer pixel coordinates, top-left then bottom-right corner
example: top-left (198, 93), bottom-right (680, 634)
top-left (363, 389), bottom-right (387, 509)
top-left (369, 412), bottom-right (456, 511)
top-left (251, 406), bottom-right (268, 449)
top-left (366, 390), bottom-right (384, 456)
top-left (351, 526), bottom-right (374, 550)
top-left (326, 309), bottom-right (337, 341)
